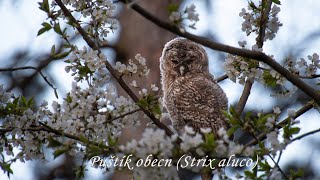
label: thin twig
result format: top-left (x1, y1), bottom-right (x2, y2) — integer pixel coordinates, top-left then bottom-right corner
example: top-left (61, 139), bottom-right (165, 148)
top-left (267, 154), bottom-right (288, 179)
top-left (119, 0), bottom-right (320, 104)
top-left (106, 108), bottom-right (141, 123)
top-left (0, 66), bottom-right (58, 98)
top-left (299, 74), bottom-right (320, 79)
top-left (0, 123), bottom-right (110, 150)
top-left (291, 127), bottom-right (320, 142)
top-left (246, 102), bottom-right (314, 146)
top-left (54, 0), bottom-right (177, 139)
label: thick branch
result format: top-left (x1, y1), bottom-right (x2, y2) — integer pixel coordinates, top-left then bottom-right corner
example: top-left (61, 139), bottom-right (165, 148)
top-left (256, 0), bottom-right (273, 48)
top-left (120, 0), bottom-right (320, 104)
top-left (236, 0), bottom-right (273, 115)
top-left (236, 79), bottom-right (254, 114)
top-left (54, 0), bottom-right (175, 138)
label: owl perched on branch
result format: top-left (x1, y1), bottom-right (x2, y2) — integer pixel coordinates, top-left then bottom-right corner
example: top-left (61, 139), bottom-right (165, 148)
top-left (160, 38), bottom-right (228, 134)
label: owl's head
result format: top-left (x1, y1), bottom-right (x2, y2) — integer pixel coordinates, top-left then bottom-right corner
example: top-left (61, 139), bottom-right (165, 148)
top-left (160, 38), bottom-right (209, 77)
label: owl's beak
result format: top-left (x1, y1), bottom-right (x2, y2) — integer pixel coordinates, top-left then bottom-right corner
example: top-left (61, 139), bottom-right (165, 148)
top-left (179, 65), bottom-right (186, 76)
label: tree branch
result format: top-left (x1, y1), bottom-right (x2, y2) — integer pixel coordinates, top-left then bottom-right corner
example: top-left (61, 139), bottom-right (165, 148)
top-left (105, 108), bottom-right (141, 123)
top-left (236, 79), bottom-right (254, 114)
top-left (54, 0), bottom-right (176, 139)
top-left (0, 122), bottom-right (110, 150)
top-left (0, 66), bottom-right (58, 98)
top-left (256, 0), bottom-right (273, 48)
top-left (119, 0), bottom-right (320, 104)
top-left (291, 127), bottom-right (320, 142)
top-left (215, 74), bottom-right (228, 83)
top-left (246, 102), bottom-right (314, 146)
top-left (236, 0), bottom-right (272, 115)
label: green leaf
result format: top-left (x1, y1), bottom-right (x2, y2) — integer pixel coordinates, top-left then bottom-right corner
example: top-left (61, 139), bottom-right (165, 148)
top-left (86, 145), bottom-right (103, 157)
top-left (53, 148), bottom-right (68, 159)
top-left (202, 133), bottom-right (215, 151)
top-left (51, 45), bottom-right (56, 56)
top-left (79, 135), bottom-right (89, 144)
top-left (227, 125), bottom-right (240, 136)
top-left (0, 162), bottom-right (13, 176)
top-left (107, 134), bottom-right (117, 147)
top-left (262, 71), bottom-right (277, 88)
top-left (37, 22), bottom-right (52, 36)
top-left (136, 99), bottom-right (148, 108)
top-left (167, 4), bottom-right (179, 13)
top-left (20, 96), bottom-right (27, 107)
top-left (259, 161), bottom-right (271, 171)
top-left (64, 94), bottom-right (72, 103)
top-left (289, 127), bottom-right (300, 135)
top-left (52, 51), bottom-right (71, 60)
top-left (152, 104), bottom-right (161, 117)
top-left (38, 0), bottom-right (50, 13)
top-left (244, 170), bottom-right (256, 179)
top-left (272, 0), bottom-right (281, 5)
top-left (42, 22), bottom-right (51, 29)
top-left (248, 1), bottom-right (258, 10)
top-left (54, 23), bottom-right (63, 35)
top-left (290, 168), bottom-right (304, 178)
top-left (47, 136), bottom-right (62, 148)
top-left (43, 0), bottom-right (50, 12)
top-left (27, 98), bottom-right (34, 107)
top-left (75, 165), bottom-right (86, 179)
top-left (37, 27), bottom-right (48, 36)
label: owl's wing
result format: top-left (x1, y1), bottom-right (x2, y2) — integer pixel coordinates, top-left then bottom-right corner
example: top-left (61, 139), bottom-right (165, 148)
top-left (173, 76), bottom-right (227, 131)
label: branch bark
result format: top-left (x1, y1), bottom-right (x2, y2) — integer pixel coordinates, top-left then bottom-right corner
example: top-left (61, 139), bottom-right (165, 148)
top-left (236, 0), bottom-right (273, 115)
top-left (236, 79), bottom-right (254, 114)
top-left (54, 0), bottom-right (176, 138)
top-left (120, 0), bottom-right (320, 104)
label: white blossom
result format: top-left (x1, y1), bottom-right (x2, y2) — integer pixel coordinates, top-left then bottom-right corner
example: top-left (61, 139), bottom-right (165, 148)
top-left (273, 107), bottom-right (281, 114)
top-left (151, 84), bottom-right (159, 91)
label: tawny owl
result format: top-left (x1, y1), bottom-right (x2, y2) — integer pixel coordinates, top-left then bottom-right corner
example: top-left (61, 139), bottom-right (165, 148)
top-left (160, 38), bottom-right (228, 134)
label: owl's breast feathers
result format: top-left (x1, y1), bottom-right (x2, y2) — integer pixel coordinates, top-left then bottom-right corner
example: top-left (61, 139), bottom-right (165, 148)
top-left (164, 74), bottom-right (228, 133)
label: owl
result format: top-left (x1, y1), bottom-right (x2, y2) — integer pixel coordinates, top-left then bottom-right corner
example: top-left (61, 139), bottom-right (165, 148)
top-left (160, 38), bottom-right (228, 134)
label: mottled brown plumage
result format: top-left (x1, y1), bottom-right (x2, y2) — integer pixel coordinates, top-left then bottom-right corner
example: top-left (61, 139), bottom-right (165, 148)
top-left (160, 38), bottom-right (228, 134)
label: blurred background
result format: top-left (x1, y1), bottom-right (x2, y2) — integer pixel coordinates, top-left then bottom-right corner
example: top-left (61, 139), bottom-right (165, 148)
top-left (0, 0), bottom-right (320, 179)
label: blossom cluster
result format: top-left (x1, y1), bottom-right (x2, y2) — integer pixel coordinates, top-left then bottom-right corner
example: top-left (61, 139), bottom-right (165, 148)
top-left (114, 54), bottom-right (150, 77)
top-left (286, 53), bottom-right (320, 77)
top-left (0, 91), bottom-right (50, 162)
top-left (265, 107), bottom-right (300, 156)
top-left (224, 39), bottom-right (304, 98)
top-left (169, 4), bottom-right (199, 32)
top-left (223, 52), bottom-right (262, 84)
top-left (239, 2), bottom-right (282, 41)
top-left (54, 0), bottom-right (117, 43)
top-left (114, 54), bottom-right (160, 98)
top-left (119, 128), bottom-right (179, 179)
top-left (65, 46), bottom-right (110, 87)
